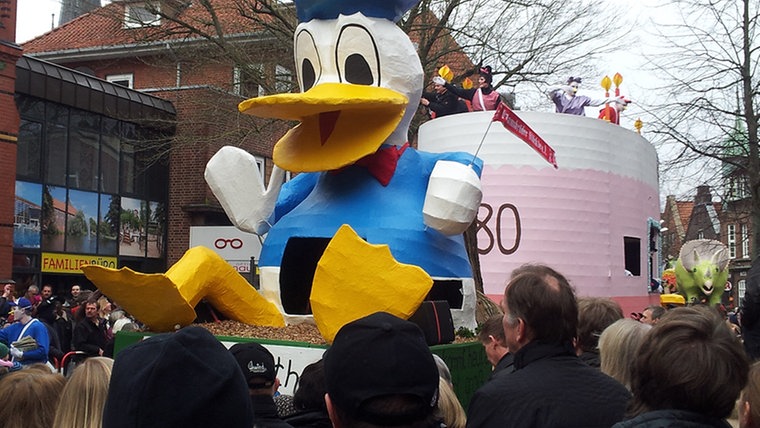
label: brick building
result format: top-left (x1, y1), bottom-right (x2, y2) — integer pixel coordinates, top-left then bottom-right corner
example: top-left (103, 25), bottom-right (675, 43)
top-left (720, 115), bottom-right (754, 306)
top-left (1, 0), bottom-right (23, 280)
top-left (11, 55), bottom-right (176, 292)
top-left (660, 194), bottom-right (693, 265)
top-left (2, 0), bottom-right (288, 291)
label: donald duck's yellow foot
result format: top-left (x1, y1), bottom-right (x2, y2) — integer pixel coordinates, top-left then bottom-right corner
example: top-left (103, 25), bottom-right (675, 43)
top-left (310, 224), bottom-right (433, 343)
top-left (83, 246), bottom-right (284, 332)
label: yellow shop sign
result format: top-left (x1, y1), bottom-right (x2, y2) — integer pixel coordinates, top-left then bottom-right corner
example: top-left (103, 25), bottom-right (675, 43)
top-left (42, 253), bottom-right (117, 274)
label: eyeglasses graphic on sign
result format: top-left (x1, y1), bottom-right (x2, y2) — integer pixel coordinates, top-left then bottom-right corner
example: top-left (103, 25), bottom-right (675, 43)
top-left (214, 238), bottom-right (243, 249)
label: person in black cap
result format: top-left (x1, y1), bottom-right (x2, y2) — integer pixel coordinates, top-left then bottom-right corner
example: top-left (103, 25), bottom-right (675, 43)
top-left (102, 326), bottom-right (254, 428)
top-left (230, 342), bottom-right (294, 428)
top-left (323, 311), bottom-right (440, 428)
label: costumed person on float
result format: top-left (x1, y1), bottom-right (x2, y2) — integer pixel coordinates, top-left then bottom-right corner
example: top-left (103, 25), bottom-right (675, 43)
top-left (420, 66), bottom-right (469, 118)
top-left (444, 65), bottom-right (502, 111)
top-left (597, 98), bottom-right (631, 125)
top-left (546, 76), bottom-right (626, 116)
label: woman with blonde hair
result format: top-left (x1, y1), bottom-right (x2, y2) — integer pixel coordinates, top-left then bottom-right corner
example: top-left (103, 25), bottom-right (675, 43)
top-left (598, 318), bottom-right (651, 389)
top-left (435, 377), bottom-right (466, 428)
top-left (53, 356), bottom-right (114, 428)
top-left (0, 365), bottom-right (67, 428)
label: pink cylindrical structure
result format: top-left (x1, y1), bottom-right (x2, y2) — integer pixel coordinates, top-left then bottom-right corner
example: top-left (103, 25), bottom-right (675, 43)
top-left (418, 111), bottom-right (660, 314)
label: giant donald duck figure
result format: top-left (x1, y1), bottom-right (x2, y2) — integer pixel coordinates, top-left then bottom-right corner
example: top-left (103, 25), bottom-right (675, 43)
top-left (83, 0), bottom-right (483, 342)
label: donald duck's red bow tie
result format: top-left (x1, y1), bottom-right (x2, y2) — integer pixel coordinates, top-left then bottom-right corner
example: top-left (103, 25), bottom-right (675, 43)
top-left (351, 143), bottom-right (409, 186)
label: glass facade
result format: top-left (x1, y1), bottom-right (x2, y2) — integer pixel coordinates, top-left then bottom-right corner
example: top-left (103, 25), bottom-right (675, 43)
top-left (13, 95), bottom-right (170, 285)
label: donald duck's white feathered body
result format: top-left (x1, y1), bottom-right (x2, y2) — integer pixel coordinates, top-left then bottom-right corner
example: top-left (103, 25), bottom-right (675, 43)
top-left (206, 0), bottom-right (483, 334)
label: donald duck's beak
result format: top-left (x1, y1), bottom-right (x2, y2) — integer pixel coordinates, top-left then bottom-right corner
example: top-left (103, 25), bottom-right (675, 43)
top-left (239, 83), bottom-right (408, 172)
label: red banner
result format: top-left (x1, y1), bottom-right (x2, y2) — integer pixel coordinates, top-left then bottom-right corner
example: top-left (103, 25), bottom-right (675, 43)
top-left (492, 102), bottom-right (557, 169)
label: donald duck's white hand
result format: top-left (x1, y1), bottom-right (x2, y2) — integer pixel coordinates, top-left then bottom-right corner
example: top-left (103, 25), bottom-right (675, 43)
top-left (205, 146), bottom-right (285, 236)
top-left (423, 160), bottom-right (483, 235)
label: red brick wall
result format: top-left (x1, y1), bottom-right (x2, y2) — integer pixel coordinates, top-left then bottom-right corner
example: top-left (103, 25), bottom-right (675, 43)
top-left (0, 0), bottom-right (22, 278)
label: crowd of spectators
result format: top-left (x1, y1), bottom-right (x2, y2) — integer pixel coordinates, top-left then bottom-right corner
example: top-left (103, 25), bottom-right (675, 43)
top-left (1, 261), bottom-right (760, 428)
top-left (0, 280), bottom-right (138, 374)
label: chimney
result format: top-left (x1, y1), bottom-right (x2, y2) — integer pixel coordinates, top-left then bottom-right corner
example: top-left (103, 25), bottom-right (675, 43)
top-left (695, 185), bottom-right (713, 206)
top-left (59, 0), bottom-right (101, 27)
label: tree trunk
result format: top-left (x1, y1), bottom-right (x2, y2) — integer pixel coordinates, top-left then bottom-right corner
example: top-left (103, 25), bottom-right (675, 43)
top-left (464, 220), bottom-right (483, 294)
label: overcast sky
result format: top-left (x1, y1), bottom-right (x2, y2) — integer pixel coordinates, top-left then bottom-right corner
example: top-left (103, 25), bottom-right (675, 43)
top-left (16, 0), bottom-right (61, 43)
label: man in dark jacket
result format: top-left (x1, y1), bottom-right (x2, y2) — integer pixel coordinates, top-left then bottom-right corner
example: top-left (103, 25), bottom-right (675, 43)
top-left (477, 314), bottom-right (514, 377)
top-left (72, 300), bottom-right (110, 358)
top-left (467, 264), bottom-right (630, 428)
top-left (420, 76), bottom-right (468, 118)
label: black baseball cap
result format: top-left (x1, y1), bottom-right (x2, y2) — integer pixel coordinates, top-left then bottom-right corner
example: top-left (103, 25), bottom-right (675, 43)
top-left (324, 312), bottom-right (439, 426)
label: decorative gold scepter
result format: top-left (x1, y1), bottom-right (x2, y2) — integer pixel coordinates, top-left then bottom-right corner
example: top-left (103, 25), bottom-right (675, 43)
top-left (601, 75), bottom-right (612, 122)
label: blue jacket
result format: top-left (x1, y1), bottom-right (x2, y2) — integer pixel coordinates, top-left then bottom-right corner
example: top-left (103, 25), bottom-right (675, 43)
top-left (0, 318), bottom-right (50, 366)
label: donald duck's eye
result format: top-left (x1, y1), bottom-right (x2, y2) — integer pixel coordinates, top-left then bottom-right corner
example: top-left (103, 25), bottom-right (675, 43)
top-left (344, 54), bottom-right (372, 85)
top-left (336, 24), bottom-right (379, 86)
top-left (301, 59), bottom-right (316, 90)
top-left (295, 29), bottom-right (321, 91)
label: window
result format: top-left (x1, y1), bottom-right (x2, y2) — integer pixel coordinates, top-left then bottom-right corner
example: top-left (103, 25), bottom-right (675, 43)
top-left (742, 224), bottom-right (749, 258)
top-left (124, 3), bottom-right (160, 28)
top-left (624, 236), bottom-right (641, 276)
top-left (120, 143), bottom-right (136, 195)
top-left (275, 64), bottom-right (294, 93)
top-left (16, 98), bottom-right (170, 260)
top-left (68, 111), bottom-right (100, 191)
top-left (17, 120), bottom-right (42, 180)
top-left (106, 73), bottom-right (134, 89)
top-left (739, 279), bottom-right (747, 307)
top-left (728, 224), bottom-right (736, 259)
top-left (727, 176), bottom-right (749, 200)
top-left (233, 64), bottom-right (264, 97)
top-left (101, 118), bottom-right (120, 194)
top-left (45, 104), bottom-right (69, 186)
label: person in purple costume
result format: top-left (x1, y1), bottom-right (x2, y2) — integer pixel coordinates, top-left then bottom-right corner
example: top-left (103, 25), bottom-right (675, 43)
top-left (547, 76), bottom-right (625, 116)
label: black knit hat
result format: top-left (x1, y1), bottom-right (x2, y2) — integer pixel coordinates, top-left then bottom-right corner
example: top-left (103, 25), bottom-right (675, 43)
top-left (324, 312), bottom-right (439, 426)
top-left (102, 326), bottom-right (254, 428)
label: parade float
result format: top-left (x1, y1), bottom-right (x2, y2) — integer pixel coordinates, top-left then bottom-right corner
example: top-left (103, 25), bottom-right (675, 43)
top-left (82, 0), bottom-right (665, 407)
top-left (86, 0), bottom-right (495, 405)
